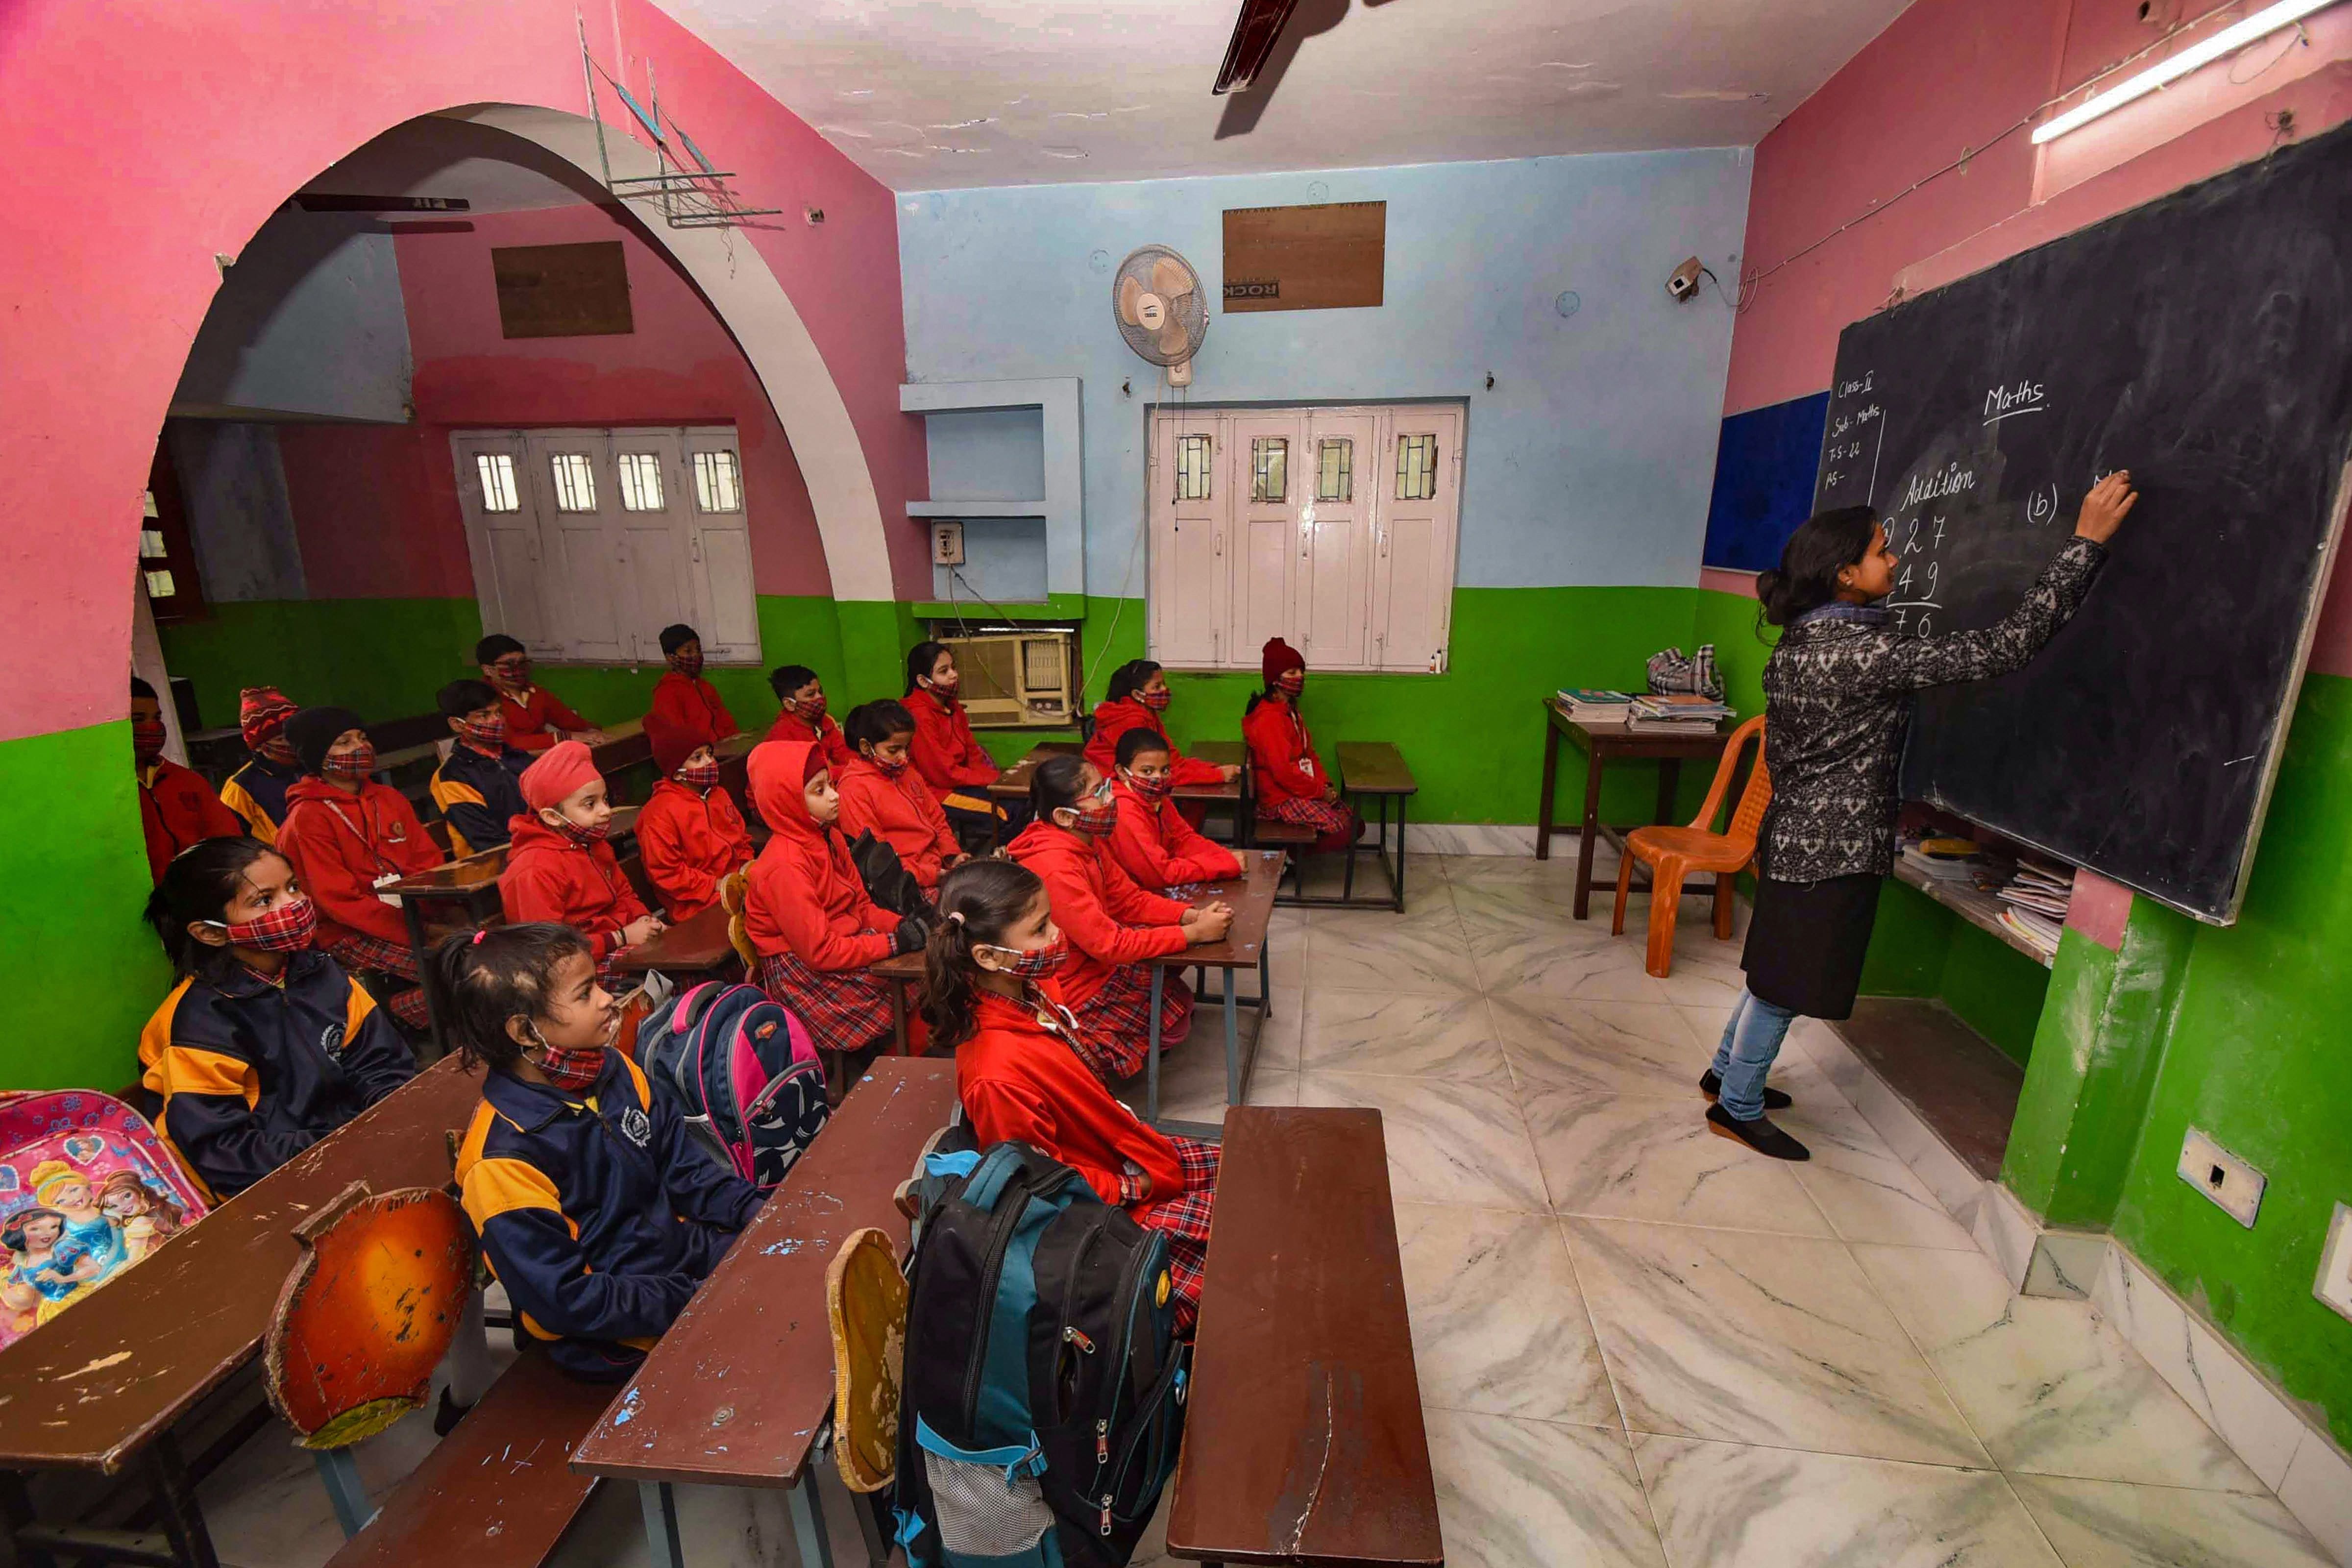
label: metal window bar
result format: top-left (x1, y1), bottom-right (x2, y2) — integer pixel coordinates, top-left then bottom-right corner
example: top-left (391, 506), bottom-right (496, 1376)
top-left (580, 21), bottom-right (783, 230)
top-left (1317, 438), bottom-right (1352, 502)
top-left (616, 452), bottom-right (665, 511)
top-left (693, 450), bottom-right (743, 513)
top-left (475, 453), bottom-right (521, 513)
top-left (1396, 434), bottom-right (1437, 501)
top-left (1176, 434), bottom-right (1212, 501)
top-left (1250, 438), bottom-right (1288, 503)
top-left (550, 453), bottom-right (597, 512)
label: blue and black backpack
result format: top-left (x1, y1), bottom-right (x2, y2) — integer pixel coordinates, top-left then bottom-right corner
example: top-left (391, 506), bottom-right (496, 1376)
top-left (894, 1142), bottom-right (1188, 1568)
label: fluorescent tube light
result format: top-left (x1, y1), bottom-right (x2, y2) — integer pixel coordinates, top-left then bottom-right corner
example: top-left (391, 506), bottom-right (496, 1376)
top-left (2032, 0), bottom-right (2339, 144)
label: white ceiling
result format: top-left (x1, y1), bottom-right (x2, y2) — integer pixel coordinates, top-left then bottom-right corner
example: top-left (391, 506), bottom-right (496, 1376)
top-left (647, 0), bottom-right (1912, 190)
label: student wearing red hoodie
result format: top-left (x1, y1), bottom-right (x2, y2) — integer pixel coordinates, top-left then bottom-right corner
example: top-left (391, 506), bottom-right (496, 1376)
top-left (835, 700), bottom-right (964, 890)
top-left (476, 635), bottom-right (606, 754)
top-left (275, 706), bottom-right (445, 1028)
top-left (1241, 637), bottom-right (1358, 853)
top-left (743, 738), bottom-right (930, 1054)
top-left (646, 624), bottom-right (739, 742)
top-left (923, 859), bottom-right (1218, 1333)
top-left (1106, 728), bottom-right (1242, 892)
top-left (1082, 660), bottom-right (1238, 791)
top-left (636, 710), bottom-right (754, 921)
top-left (131, 678), bottom-right (245, 882)
top-left (498, 741), bottom-right (664, 974)
top-left (903, 641), bottom-right (1011, 849)
top-left (1007, 756), bottom-right (1231, 1079)
top-left (762, 664), bottom-right (854, 775)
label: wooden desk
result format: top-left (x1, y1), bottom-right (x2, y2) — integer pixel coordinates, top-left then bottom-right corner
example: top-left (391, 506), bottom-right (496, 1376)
top-left (570, 1057), bottom-right (957, 1568)
top-left (871, 951), bottom-right (925, 1056)
top-left (1537, 701), bottom-right (1728, 920)
top-left (1166, 1106), bottom-right (1440, 1568)
top-left (1339, 741), bottom-right (1416, 913)
top-left (1144, 849), bottom-right (1284, 1134)
top-left (986, 740), bottom-right (1082, 801)
top-left (609, 903), bottom-right (738, 980)
top-left (0, 1058), bottom-right (483, 1567)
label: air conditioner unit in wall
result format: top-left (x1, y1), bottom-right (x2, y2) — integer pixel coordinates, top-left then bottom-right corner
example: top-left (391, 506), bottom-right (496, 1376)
top-left (942, 631), bottom-right (1078, 728)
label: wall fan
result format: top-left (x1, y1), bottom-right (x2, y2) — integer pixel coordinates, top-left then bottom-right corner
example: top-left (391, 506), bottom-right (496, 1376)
top-left (1112, 246), bottom-right (1209, 387)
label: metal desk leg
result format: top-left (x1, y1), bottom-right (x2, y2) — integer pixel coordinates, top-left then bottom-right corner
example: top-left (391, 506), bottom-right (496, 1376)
top-left (787, 1466), bottom-right (835, 1568)
top-left (314, 1448), bottom-right (376, 1539)
top-left (444, 1281), bottom-right (494, 1409)
top-left (1259, 945), bottom-right (1272, 1021)
top-left (147, 1434), bottom-right (221, 1568)
top-left (639, 1481), bottom-right (684, 1568)
top-left (1341, 789), bottom-right (1360, 904)
top-left (1536, 717), bottom-right (1561, 859)
top-left (1223, 971), bottom-right (1241, 1107)
top-left (1146, 966), bottom-right (1167, 1125)
top-left (403, 897), bottom-right (446, 1061)
top-left (853, 1488), bottom-right (891, 1567)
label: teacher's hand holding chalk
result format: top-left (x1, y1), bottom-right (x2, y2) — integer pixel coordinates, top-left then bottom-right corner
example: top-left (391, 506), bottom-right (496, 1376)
top-left (2074, 470), bottom-right (2138, 543)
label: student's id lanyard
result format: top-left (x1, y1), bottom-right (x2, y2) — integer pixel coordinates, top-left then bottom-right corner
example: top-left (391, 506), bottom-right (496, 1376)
top-left (320, 798), bottom-right (410, 905)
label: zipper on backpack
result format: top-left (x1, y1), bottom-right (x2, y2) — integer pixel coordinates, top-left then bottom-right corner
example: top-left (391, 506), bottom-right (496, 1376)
top-left (1088, 1230), bottom-right (1163, 1492)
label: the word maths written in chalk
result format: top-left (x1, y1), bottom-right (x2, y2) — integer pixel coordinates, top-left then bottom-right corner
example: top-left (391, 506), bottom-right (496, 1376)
top-left (1983, 379), bottom-right (2047, 423)
top-left (1899, 463), bottom-right (1977, 511)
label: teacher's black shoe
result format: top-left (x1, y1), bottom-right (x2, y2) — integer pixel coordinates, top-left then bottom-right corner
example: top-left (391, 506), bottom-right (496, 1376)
top-left (1706, 1103), bottom-right (1810, 1161)
top-left (1700, 1069), bottom-right (1792, 1111)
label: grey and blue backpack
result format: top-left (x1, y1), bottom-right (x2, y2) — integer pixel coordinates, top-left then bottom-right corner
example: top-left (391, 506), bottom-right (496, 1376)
top-left (894, 1142), bottom-right (1188, 1568)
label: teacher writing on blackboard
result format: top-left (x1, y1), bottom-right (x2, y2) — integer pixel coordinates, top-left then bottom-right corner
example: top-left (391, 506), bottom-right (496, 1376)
top-left (1712, 470), bottom-right (2139, 1161)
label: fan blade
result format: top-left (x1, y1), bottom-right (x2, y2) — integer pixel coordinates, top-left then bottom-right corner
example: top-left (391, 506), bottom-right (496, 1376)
top-left (1118, 274), bottom-right (1146, 327)
top-left (1158, 316), bottom-right (1191, 359)
top-left (1150, 257), bottom-right (1194, 300)
top-left (1214, 0), bottom-right (1300, 95)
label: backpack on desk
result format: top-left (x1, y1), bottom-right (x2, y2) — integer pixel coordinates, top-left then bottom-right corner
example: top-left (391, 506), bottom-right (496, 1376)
top-left (894, 1142), bottom-right (1187, 1568)
top-left (634, 982), bottom-right (829, 1191)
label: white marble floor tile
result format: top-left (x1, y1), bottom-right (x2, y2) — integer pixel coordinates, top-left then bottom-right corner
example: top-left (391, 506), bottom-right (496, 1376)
top-left (1488, 993), bottom-right (1718, 1098)
top-left (1396, 1201), bottom-right (1618, 1427)
top-left (2009, 1473), bottom-right (2341, 1568)
top-left (1780, 1095), bottom-right (1983, 1251)
top-left (1851, 1245), bottom-right (2267, 1493)
top-left (1304, 911), bottom-right (1481, 995)
top-left (1565, 1217), bottom-right (1989, 1468)
top-left (1527, 1091), bottom-right (1837, 1236)
top-left (1449, 879), bottom-right (1603, 935)
top-left (1480, 932), bottom-right (1677, 1006)
top-left (1299, 988), bottom-right (1512, 1082)
top-left (1646, 943), bottom-right (1751, 1007)
top-left (1423, 1408), bottom-right (1669, 1568)
top-left (1298, 1070), bottom-right (1549, 1211)
top-left (1632, 1433), bottom-right (2063, 1568)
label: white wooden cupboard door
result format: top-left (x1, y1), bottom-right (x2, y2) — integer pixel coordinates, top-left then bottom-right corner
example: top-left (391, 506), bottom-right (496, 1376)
top-left (1299, 412), bottom-right (1376, 668)
top-left (609, 430), bottom-right (692, 664)
top-left (1147, 414), bottom-right (1225, 667)
top-left (526, 433), bottom-right (629, 663)
top-left (1226, 412), bottom-right (1304, 666)
top-left (451, 432), bottom-right (554, 653)
top-left (684, 428), bottom-right (760, 662)
top-left (1371, 407), bottom-right (1463, 672)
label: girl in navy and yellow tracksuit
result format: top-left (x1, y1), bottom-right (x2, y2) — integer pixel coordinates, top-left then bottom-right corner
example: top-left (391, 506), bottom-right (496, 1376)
top-left (438, 923), bottom-right (761, 1380)
top-left (139, 838), bottom-right (417, 1200)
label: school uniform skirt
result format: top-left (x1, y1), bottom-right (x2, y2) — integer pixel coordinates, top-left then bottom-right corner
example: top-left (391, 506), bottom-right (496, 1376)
top-left (1740, 872), bottom-right (1882, 1021)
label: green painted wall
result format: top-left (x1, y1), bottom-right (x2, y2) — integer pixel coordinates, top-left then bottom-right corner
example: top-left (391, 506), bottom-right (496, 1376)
top-left (160, 598), bottom-right (487, 731)
top-left (0, 722), bottom-right (173, 1092)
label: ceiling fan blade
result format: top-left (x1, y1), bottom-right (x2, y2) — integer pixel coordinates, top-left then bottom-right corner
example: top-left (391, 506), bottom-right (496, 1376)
top-left (1118, 274), bottom-right (1147, 326)
top-left (1214, 0), bottom-right (1301, 95)
top-left (1158, 317), bottom-right (1192, 359)
top-left (1150, 257), bottom-right (1195, 299)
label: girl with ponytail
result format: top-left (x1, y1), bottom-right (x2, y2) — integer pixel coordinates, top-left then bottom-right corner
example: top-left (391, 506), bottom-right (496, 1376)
top-left (922, 859), bottom-right (1220, 1335)
top-left (1717, 474), bottom-right (2137, 1161)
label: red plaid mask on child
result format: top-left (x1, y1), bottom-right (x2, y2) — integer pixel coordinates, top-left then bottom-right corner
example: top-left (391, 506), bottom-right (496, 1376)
top-left (673, 757), bottom-right (720, 792)
top-left (1137, 688), bottom-right (1172, 711)
top-left (455, 715), bottom-right (506, 750)
top-left (1122, 769), bottom-right (1173, 804)
top-left (322, 744), bottom-right (376, 781)
top-left (1061, 793), bottom-right (1117, 837)
top-left (533, 1038), bottom-right (607, 1093)
top-left (210, 895), bottom-right (318, 954)
top-left (982, 932), bottom-right (1070, 979)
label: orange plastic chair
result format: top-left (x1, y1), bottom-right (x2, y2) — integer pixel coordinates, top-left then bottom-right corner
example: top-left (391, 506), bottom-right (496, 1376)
top-left (1612, 715), bottom-right (1769, 978)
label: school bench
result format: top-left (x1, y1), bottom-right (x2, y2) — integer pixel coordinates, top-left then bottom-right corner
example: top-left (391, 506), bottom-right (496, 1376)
top-left (1165, 1105), bottom-right (1441, 1568)
top-left (0, 1057), bottom-right (484, 1568)
top-left (569, 1056), bottom-right (958, 1568)
top-left (1247, 743), bottom-right (1417, 913)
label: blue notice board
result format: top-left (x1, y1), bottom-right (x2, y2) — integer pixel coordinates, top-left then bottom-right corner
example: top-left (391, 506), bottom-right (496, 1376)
top-left (1701, 391), bottom-right (1830, 571)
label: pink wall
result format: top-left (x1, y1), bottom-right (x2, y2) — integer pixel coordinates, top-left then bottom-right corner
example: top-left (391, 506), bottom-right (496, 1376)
top-left (0, 0), bottom-right (926, 743)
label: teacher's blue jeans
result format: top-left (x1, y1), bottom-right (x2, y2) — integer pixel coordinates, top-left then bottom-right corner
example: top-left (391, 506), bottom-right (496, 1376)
top-left (1711, 988), bottom-right (1797, 1121)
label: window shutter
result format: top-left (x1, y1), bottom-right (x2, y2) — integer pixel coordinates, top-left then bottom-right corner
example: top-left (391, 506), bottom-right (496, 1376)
top-left (683, 429), bottom-right (760, 662)
top-left (1370, 408), bottom-right (1462, 671)
top-left (1147, 416), bottom-right (1225, 666)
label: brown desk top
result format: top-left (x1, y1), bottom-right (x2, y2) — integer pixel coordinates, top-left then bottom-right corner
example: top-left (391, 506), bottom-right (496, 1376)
top-left (612, 903), bottom-right (736, 976)
top-left (870, 951), bottom-right (925, 984)
top-left (1152, 848), bottom-right (1283, 970)
top-left (1166, 1107), bottom-right (1441, 1567)
top-left (591, 729), bottom-right (653, 774)
top-left (0, 1056), bottom-right (484, 1473)
top-left (1336, 741), bottom-right (1416, 795)
top-left (1548, 699), bottom-right (1729, 756)
top-left (991, 739), bottom-right (1243, 802)
top-left (569, 1056), bottom-right (957, 1490)
top-left (986, 741), bottom-right (1083, 799)
top-left (388, 806), bottom-right (641, 900)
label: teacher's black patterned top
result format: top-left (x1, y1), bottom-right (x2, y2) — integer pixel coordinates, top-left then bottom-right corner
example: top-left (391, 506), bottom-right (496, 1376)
top-left (1757, 537), bottom-right (2108, 883)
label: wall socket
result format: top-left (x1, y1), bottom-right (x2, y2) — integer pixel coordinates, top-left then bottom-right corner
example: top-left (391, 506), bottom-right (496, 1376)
top-left (2318, 1203), bottom-right (2352, 1324)
top-left (931, 521), bottom-right (965, 566)
top-left (2178, 1127), bottom-right (2265, 1228)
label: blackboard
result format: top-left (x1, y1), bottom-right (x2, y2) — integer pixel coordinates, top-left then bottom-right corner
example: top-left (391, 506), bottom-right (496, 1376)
top-left (1813, 123), bottom-right (2352, 923)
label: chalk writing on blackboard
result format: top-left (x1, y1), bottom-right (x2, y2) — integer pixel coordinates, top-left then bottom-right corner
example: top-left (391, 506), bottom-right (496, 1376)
top-left (1983, 380), bottom-right (2047, 424)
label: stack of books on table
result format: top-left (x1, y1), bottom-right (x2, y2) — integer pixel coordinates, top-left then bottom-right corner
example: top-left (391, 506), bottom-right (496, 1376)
top-left (1626, 693), bottom-right (1732, 730)
top-left (1557, 688), bottom-right (1634, 722)
top-left (1996, 859), bottom-right (2073, 958)
top-left (1899, 835), bottom-right (1986, 883)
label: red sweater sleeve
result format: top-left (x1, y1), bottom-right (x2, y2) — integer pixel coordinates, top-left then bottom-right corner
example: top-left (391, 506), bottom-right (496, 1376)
top-left (1162, 807), bottom-right (1241, 882)
top-left (636, 798), bottom-right (710, 922)
top-left (1107, 798), bottom-right (1192, 890)
top-left (1100, 851), bottom-right (1193, 928)
top-left (754, 849), bottom-right (893, 972)
top-left (1040, 857), bottom-right (1189, 967)
top-left (962, 1079), bottom-right (1125, 1204)
top-left (1245, 704), bottom-right (1324, 801)
top-left (540, 688), bottom-right (589, 734)
top-left (1170, 752), bottom-right (1227, 788)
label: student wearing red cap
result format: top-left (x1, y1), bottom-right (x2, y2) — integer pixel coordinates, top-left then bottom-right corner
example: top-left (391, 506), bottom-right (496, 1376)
top-left (1241, 637), bottom-right (1357, 852)
top-left (835, 700), bottom-right (964, 890)
top-left (647, 623), bottom-right (739, 742)
top-left (636, 710), bottom-right (754, 922)
top-left (219, 686), bottom-right (304, 847)
top-left (742, 738), bottom-right (928, 1058)
top-left (131, 678), bottom-right (244, 883)
top-left (498, 741), bottom-right (664, 974)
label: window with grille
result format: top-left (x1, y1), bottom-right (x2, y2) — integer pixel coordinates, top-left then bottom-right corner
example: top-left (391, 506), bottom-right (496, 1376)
top-left (549, 452), bottom-right (597, 512)
top-left (615, 452), bottom-right (665, 511)
top-left (1176, 434), bottom-right (1213, 501)
top-left (1395, 434), bottom-right (1438, 501)
top-left (141, 439), bottom-right (207, 624)
top-left (693, 450), bottom-right (743, 513)
top-left (1316, 439), bottom-right (1353, 502)
top-left (475, 453), bottom-right (522, 513)
top-left (1250, 438), bottom-right (1288, 503)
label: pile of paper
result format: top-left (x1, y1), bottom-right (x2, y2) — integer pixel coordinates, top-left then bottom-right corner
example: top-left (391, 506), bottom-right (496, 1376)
top-left (1557, 687), bottom-right (1633, 721)
top-left (1899, 835), bottom-right (1985, 883)
top-left (1996, 860), bottom-right (2073, 957)
top-left (1627, 693), bottom-right (1732, 729)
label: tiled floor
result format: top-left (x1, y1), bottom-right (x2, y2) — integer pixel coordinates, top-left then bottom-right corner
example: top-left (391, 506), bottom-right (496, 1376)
top-left (185, 851), bottom-right (2337, 1568)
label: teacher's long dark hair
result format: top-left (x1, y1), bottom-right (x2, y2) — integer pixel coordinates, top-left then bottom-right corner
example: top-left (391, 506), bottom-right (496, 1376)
top-left (1754, 505), bottom-right (1880, 630)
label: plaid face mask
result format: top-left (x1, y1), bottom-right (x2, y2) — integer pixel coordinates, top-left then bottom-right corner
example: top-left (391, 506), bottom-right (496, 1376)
top-left (322, 743), bottom-right (377, 781)
top-left (455, 715), bottom-right (507, 751)
top-left (210, 895), bottom-right (318, 953)
top-left (673, 758), bottom-right (721, 792)
top-left (533, 1038), bottom-right (607, 1093)
top-left (981, 933), bottom-right (1069, 979)
top-left (1136, 688), bottom-right (1172, 711)
top-left (1122, 769), bottom-right (1173, 804)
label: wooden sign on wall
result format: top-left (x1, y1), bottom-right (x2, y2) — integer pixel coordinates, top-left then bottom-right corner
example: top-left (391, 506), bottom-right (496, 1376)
top-left (1222, 201), bottom-right (1385, 313)
top-left (492, 241), bottom-right (635, 338)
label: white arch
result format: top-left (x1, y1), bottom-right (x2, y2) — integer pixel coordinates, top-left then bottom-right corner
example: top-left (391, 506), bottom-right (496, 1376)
top-left (457, 103), bottom-right (896, 602)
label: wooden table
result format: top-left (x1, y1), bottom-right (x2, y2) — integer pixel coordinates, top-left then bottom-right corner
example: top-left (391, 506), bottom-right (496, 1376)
top-left (988, 740), bottom-right (1243, 805)
top-left (871, 950), bottom-right (925, 1056)
top-left (1146, 849), bottom-right (1284, 1134)
top-left (1340, 741), bottom-right (1416, 913)
top-left (1165, 1106), bottom-right (1441, 1568)
top-left (609, 902), bottom-right (739, 980)
top-left (985, 740), bottom-right (1082, 801)
top-left (570, 1057), bottom-right (957, 1568)
top-left (1537, 701), bottom-right (1729, 919)
top-left (0, 1058), bottom-right (484, 1568)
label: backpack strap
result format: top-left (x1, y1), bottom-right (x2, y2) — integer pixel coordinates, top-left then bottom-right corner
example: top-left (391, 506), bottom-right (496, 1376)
top-left (960, 1143), bottom-right (1029, 1211)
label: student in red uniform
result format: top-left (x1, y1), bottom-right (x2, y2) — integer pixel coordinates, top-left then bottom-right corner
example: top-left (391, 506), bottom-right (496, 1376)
top-left (219, 686), bottom-right (304, 848)
top-left (131, 678), bottom-right (245, 882)
top-left (1242, 637), bottom-right (1358, 852)
top-left (763, 664), bottom-right (853, 774)
top-left (1007, 756), bottom-right (1230, 1079)
top-left (140, 838), bottom-right (416, 1199)
top-left (923, 858), bottom-right (1218, 1333)
top-left (1106, 728), bottom-right (1242, 893)
top-left (476, 635), bottom-right (606, 753)
top-left (428, 680), bottom-right (536, 858)
top-left (647, 624), bottom-right (739, 741)
top-left (636, 710), bottom-right (754, 922)
top-left (835, 700), bottom-right (964, 890)
top-left (1082, 659), bottom-right (1239, 792)
top-left (903, 640), bottom-right (1011, 849)
top-left (275, 706), bottom-right (444, 1028)
top-left (499, 741), bottom-right (664, 976)
top-left (743, 738), bottom-right (929, 1057)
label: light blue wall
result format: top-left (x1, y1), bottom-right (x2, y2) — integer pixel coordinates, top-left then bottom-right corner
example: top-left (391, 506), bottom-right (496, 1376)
top-left (898, 149), bottom-right (1753, 593)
